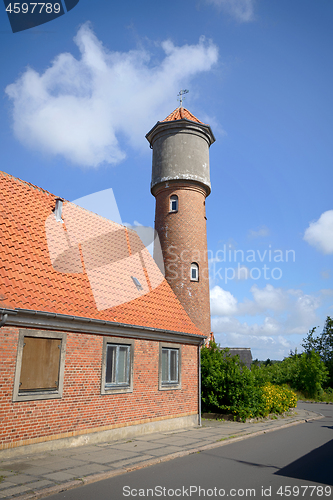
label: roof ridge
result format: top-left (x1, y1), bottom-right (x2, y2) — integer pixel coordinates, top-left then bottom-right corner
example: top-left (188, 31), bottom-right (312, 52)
top-left (0, 170), bottom-right (126, 228)
top-left (162, 107), bottom-right (204, 124)
top-left (0, 170), bottom-right (61, 198)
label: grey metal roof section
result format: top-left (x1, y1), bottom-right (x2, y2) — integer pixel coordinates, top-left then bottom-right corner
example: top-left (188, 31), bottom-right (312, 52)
top-left (0, 308), bottom-right (206, 346)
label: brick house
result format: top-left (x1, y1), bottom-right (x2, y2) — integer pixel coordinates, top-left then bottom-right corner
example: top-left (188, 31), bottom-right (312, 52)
top-left (0, 170), bottom-right (206, 458)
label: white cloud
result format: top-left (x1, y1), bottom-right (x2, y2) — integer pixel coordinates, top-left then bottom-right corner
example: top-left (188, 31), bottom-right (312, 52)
top-left (248, 225), bottom-right (270, 239)
top-left (303, 210), bottom-right (333, 254)
top-left (213, 329), bottom-right (292, 360)
top-left (5, 23), bottom-right (218, 168)
top-left (209, 284), bottom-right (324, 358)
top-left (212, 315), bottom-right (280, 337)
top-left (211, 284), bottom-right (321, 323)
top-left (205, 0), bottom-right (255, 23)
top-left (210, 285), bottom-right (238, 315)
top-left (286, 293), bottom-right (321, 334)
top-left (244, 284), bottom-right (288, 313)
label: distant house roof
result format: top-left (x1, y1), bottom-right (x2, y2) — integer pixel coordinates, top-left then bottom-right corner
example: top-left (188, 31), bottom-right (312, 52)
top-left (0, 171), bottom-right (204, 337)
top-left (222, 348), bottom-right (253, 370)
top-left (162, 107), bottom-right (204, 124)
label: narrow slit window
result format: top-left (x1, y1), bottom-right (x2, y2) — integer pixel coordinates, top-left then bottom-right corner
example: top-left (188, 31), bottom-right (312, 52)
top-left (190, 262), bottom-right (199, 281)
top-left (170, 195), bottom-right (178, 212)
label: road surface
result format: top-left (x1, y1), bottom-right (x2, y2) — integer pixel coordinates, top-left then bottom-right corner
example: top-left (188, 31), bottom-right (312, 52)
top-left (48, 403), bottom-right (333, 499)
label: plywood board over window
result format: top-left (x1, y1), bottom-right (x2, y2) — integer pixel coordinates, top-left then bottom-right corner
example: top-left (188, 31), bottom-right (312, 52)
top-left (20, 337), bottom-right (61, 392)
top-left (13, 330), bottom-right (66, 402)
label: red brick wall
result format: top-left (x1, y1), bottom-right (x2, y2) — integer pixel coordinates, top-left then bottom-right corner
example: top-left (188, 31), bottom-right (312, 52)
top-left (0, 327), bottom-right (199, 450)
top-left (154, 181), bottom-right (211, 336)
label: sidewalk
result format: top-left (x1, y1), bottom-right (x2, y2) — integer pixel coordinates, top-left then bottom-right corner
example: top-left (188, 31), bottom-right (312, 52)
top-left (0, 406), bottom-right (322, 500)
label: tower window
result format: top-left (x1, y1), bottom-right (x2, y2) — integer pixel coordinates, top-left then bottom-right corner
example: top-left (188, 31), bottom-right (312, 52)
top-left (170, 195), bottom-right (178, 212)
top-left (190, 263), bottom-right (199, 281)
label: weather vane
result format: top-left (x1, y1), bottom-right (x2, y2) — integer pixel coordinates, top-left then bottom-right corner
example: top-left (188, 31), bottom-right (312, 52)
top-left (177, 89), bottom-right (189, 108)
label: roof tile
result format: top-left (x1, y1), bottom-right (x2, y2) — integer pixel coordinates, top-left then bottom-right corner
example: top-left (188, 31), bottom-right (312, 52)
top-left (162, 107), bottom-right (204, 124)
top-left (0, 171), bottom-right (203, 336)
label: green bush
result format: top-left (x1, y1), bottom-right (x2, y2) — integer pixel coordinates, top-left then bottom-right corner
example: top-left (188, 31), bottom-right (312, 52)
top-left (252, 351), bottom-right (328, 398)
top-left (302, 316), bottom-right (333, 388)
top-left (262, 383), bottom-right (297, 414)
top-left (294, 351), bottom-right (328, 397)
top-left (201, 342), bottom-right (297, 421)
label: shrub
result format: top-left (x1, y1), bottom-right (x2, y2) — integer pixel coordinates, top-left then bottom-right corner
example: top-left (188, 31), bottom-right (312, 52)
top-left (252, 351), bottom-right (328, 399)
top-left (294, 351), bottom-right (328, 398)
top-left (201, 342), bottom-right (297, 421)
top-left (261, 383), bottom-right (297, 415)
top-left (302, 317), bottom-right (333, 388)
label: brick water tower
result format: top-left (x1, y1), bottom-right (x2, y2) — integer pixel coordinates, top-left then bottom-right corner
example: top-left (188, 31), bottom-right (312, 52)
top-left (146, 104), bottom-right (215, 337)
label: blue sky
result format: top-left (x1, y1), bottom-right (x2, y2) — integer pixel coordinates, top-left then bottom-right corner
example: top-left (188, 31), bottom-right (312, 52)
top-left (1, 0), bottom-right (333, 359)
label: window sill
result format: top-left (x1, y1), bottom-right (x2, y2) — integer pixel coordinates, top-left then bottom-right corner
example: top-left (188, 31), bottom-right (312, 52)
top-left (13, 390), bottom-right (62, 402)
top-left (101, 386), bottom-right (133, 395)
top-left (159, 383), bottom-right (182, 391)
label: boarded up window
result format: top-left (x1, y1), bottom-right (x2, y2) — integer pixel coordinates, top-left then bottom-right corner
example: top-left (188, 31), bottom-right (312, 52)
top-left (19, 337), bottom-right (61, 392)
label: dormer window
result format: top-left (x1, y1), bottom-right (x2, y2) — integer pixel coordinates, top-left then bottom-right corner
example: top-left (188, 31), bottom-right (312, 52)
top-left (190, 262), bottom-right (199, 281)
top-left (170, 195), bottom-right (178, 212)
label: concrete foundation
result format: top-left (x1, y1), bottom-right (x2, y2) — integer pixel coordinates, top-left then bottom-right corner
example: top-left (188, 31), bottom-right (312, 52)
top-left (0, 413), bottom-right (199, 460)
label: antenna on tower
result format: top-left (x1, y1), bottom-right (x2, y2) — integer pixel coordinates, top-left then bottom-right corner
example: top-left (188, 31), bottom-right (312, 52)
top-left (177, 89), bottom-right (189, 108)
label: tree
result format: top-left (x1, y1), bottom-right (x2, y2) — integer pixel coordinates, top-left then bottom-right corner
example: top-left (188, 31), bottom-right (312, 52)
top-left (302, 316), bottom-right (333, 387)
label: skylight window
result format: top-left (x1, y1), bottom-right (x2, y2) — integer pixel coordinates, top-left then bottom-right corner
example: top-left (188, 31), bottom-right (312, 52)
top-left (131, 276), bottom-right (143, 290)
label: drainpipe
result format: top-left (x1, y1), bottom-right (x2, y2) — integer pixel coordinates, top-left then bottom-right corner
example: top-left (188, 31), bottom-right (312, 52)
top-left (198, 338), bottom-right (205, 426)
top-left (0, 314), bottom-right (8, 327)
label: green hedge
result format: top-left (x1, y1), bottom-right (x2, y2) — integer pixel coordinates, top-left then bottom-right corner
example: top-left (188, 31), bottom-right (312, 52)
top-left (201, 342), bottom-right (297, 421)
top-left (252, 351), bottom-right (328, 398)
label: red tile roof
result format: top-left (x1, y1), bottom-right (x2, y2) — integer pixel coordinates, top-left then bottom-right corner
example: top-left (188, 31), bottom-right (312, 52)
top-left (162, 107), bottom-right (204, 124)
top-left (0, 171), bottom-right (204, 336)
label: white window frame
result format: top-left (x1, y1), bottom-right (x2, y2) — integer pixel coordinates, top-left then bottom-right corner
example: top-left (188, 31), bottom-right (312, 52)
top-left (159, 343), bottom-right (181, 390)
top-left (190, 262), bottom-right (199, 281)
top-left (101, 337), bottom-right (134, 395)
top-left (169, 195), bottom-right (178, 213)
top-left (13, 329), bottom-right (67, 402)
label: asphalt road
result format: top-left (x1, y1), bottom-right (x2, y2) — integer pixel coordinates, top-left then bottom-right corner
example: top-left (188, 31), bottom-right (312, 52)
top-left (48, 403), bottom-right (333, 500)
